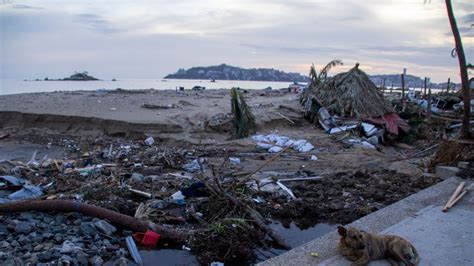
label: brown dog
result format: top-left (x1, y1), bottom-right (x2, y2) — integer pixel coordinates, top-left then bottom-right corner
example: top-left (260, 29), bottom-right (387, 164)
top-left (337, 226), bottom-right (419, 266)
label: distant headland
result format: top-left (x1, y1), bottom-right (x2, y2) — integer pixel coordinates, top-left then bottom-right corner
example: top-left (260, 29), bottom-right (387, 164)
top-left (164, 64), bottom-right (308, 82)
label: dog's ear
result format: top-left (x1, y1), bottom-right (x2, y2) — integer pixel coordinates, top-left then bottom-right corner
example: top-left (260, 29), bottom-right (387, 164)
top-left (337, 226), bottom-right (347, 237)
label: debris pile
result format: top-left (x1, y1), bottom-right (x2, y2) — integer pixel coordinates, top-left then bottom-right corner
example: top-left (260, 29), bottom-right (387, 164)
top-left (252, 134), bottom-right (314, 153)
top-left (301, 63), bottom-right (410, 142)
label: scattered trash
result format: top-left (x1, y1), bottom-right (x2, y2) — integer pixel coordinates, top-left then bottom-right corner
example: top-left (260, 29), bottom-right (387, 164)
top-left (171, 191), bottom-right (185, 200)
top-left (180, 181), bottom-right (208, 197)
top-left (229, 157), bottom-right (241, 165)
top-left (183, 158), bottom-right (207, 173)
top-left (126, 236), bottom-right (143, 266)
top-left (310, 252), bottom-right (319, 257)
top-left (182, 245), bottom-right (191, 251)
top-left (27, 150), bottom-right (39, 168)
top-left (268, 146), bottom-right (283, 153)
top-left (142, 103), bottom-right (177, 109)
top-left (253, 196), bottom-right (266, 204)
top-left (8, 184), bottom-right (43, 201)
top-left (348, 138), bottom-right (376, 150)
top-left (133, 230), bottom-right (161, 247)
top-left (361, 122), bottom-right (378, 137)
top-left (276, 181), bottom-right (296, 199)
top-left (310, 155), bottom-right (318, 161)
top-left (256, 142), bottom-right (273, 150)
top-left (0, 132), bottom-right (10, 140)
top-left (252, 134), bottom-right (314, 153)
top-left (129, 188), bottom-right (152, 198)
top-left (144, 136), bottom-right (155, 146)
top-left (0, 176), bottom-right (43, 203)
top-left (210, 262), bottom-right (225, 266)
top-left (109, 107), bottom-right (117, 111)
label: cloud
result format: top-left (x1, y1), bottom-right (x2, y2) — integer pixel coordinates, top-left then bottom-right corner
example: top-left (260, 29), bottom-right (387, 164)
top-left (464, 13), bottom-right (474, 23)
top-left (9, 4), bottom-right (43, 10)
top-left (0, 0), bottom-right (472, 82)
top-left (74, 13), bottom-right (121, 34)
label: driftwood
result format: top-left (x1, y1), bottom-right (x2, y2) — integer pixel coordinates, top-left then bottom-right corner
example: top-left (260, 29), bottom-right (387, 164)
top-left (443, 182), bottom-right (474, 212)
top-left (0, 199), bottom-right (187, 243)
top-left (224, 193), bottom-right (290, 249)
top-left (442, 182), bottom-right (465, 212)
top-left (197, 159), bottom-right (291, 249)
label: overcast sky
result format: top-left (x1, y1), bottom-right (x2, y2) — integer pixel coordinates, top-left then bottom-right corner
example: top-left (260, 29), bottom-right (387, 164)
top-left (0, 0), bottom-right (472, 82)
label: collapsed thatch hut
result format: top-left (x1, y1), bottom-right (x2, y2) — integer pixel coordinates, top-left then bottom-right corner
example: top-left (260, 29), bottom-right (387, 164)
top-left (302, 63), bottom-right (393, 118)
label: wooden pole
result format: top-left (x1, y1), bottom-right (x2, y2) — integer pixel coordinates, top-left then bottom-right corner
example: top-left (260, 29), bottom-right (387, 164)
top-left (401, 73), bottom-right (405, 102)
top-left (427, 87), bottom-right (432, 121)
top-left (424, 77), bottom-right (427, 98)
top-left (446, 78), bottom-right (451, 93)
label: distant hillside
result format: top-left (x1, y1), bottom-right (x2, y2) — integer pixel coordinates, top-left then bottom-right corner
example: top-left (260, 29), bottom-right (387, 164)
top-left (164, 64), bottom-right (458, 89)
top-left (369, 74), bottom-right (459, 90)
top-left (164, 64), bottom-right (308, 82)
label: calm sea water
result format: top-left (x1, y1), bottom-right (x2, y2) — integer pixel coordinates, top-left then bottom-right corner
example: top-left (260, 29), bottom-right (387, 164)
top-left (0, 78), bottom-right (296, 95)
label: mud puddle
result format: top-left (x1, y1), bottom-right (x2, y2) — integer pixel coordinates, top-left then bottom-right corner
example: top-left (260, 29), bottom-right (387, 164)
top-left (255, 220), bottom-right (337, 262)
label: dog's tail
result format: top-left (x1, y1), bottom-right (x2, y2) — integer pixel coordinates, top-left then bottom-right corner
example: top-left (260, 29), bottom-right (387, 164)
top-left (408, 244), bottom-right (420, 266)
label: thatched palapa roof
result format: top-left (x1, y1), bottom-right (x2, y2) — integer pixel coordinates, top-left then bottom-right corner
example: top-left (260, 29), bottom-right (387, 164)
top-left (303, 63), bottom-right (393, 118)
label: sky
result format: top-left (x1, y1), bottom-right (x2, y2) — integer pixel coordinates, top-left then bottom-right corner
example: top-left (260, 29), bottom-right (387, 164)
top-left (0, 0), bottom-right (472, 83)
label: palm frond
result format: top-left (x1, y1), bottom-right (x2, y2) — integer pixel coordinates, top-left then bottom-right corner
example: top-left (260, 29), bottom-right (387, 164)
top-left (231, 87), bottom-right (256, 138)
top-left (317, 60), bottom-right (343, 82)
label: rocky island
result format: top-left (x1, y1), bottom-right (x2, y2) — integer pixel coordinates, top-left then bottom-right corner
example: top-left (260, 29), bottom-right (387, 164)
top-left (164, 64), bottom-right (308, 82)
top-left (38, 71), bottom-right (99, 81)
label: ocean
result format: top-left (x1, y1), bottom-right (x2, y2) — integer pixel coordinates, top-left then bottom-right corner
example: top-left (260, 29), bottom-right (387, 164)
top-left (0, 79), bottom-right (297, 96)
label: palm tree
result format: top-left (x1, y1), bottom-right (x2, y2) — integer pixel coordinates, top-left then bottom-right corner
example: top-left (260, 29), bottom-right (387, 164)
top-left (444, 0), bottom-right (471, 138)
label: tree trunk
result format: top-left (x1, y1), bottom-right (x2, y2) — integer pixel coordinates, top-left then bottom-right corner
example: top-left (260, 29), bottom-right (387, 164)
top-left (447, 78), bottom-right (451, 93)
top-left (401, 73), bottom-right (405, 102)
top-left (424, 77), bottom-right (427, 97)
top-left (445, 0), bottom-right (471, 139)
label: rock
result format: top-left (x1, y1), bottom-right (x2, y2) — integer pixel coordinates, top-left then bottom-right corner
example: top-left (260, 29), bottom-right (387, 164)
top-left (76, 251), bottom-right (89, 265)
top-left (113, 256), bottom-right (129, 266)
top-left (42, 232), bottom-right (54, 239)
top-left (90, 255), bottom-right (104, 265)
top-left (328, 202), bottom-right (344, 210)
top-left (0, 224), bottom-right (8, 235)
top-left (42, 215), bottom-right (54, 224)
top-left (2, 256), bottom-right (24, 266)
top-left (15, 222), bottom-right (33, 234)
top-left (435, 166), bottom-right (460, 180)
top-left (34, 244), bottom-right (44, 252)
top-left (457, 161), bottom-right (469, 169)
top-left (54, 233), bottom-right (63, 243)
top-left (55, 216), bottom-right (66, 225)
top-left (59, 240), bottom-right (82, 254)
top-left (367, 136), bottom-right (379, 145)
top-left (149, 199), bottom-right (168, 210)
top-left (80, 223), bottom-right (98, 236)
top-left (129, 172), bottom-right (144, 182)
top-left (18, 234), bottom-right (30, 244)
top-left (0, 241), bottom-right (10, 248)
top-left (18, 213), bottom-right (33, 221)
top-left (94, 220), bottom-right (116, 236)
top-left (27, 254), bottom-right (39, 265)
top-left (38, 252), bottom-right (52, 262)
top-left (389, 161), bottom-right (423, 177)
top-left (11, 240), bottom-right (21, 248)
top-left (59, 255), bottom-right (75, 264)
